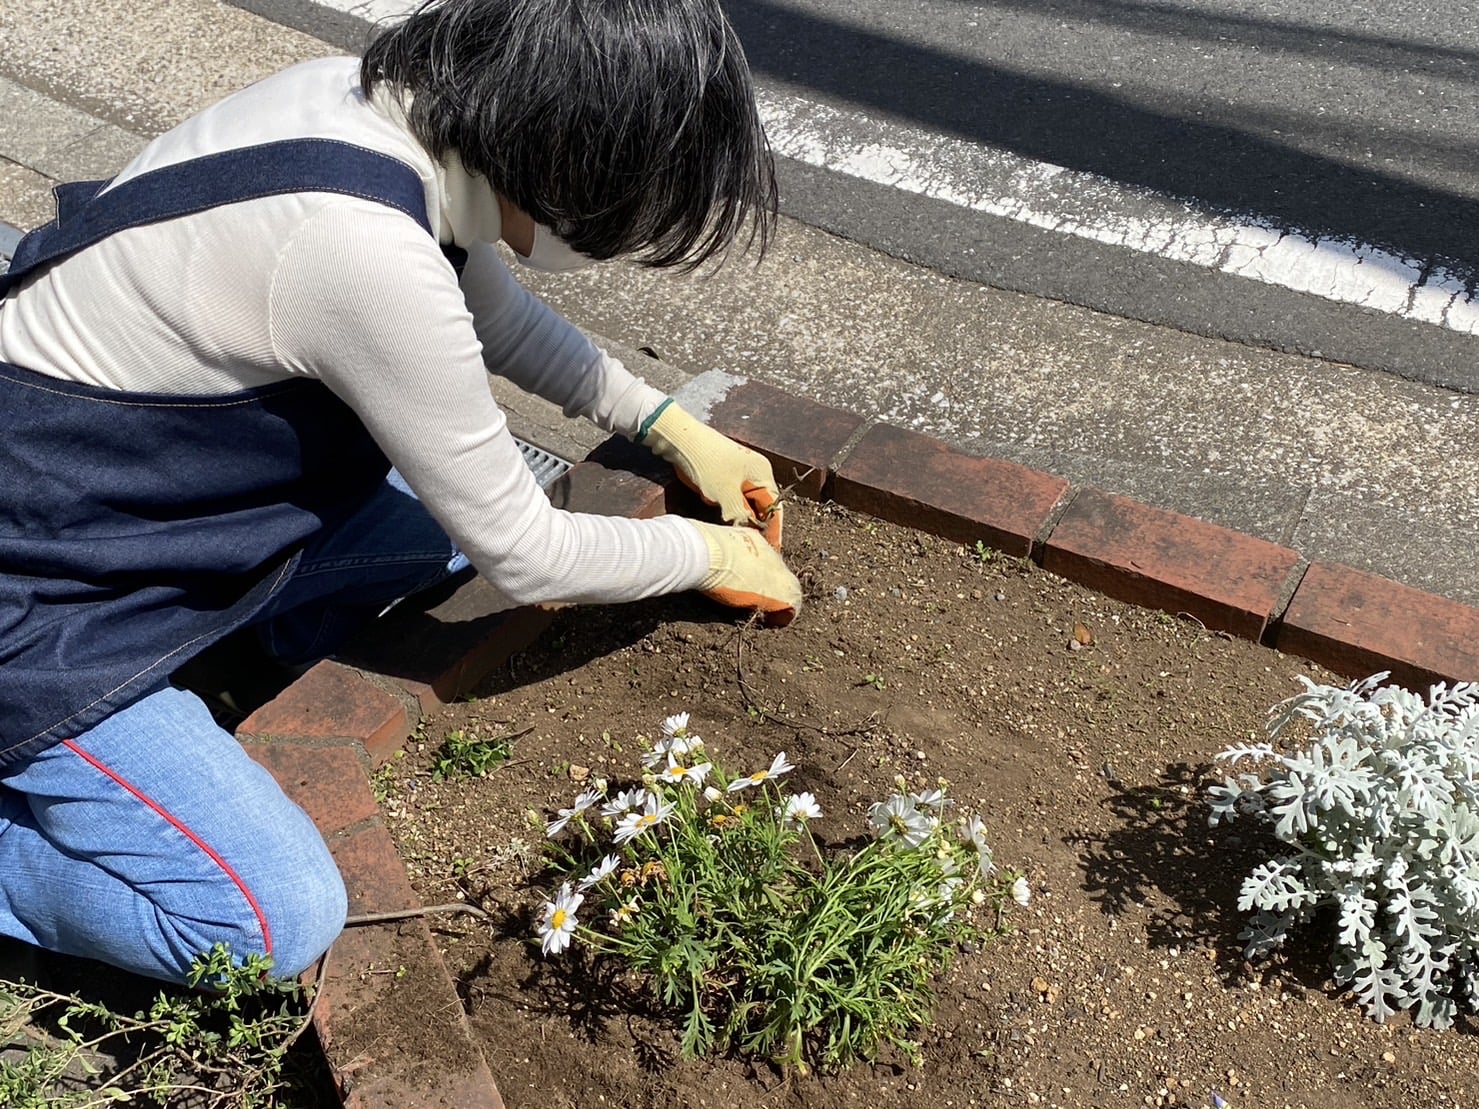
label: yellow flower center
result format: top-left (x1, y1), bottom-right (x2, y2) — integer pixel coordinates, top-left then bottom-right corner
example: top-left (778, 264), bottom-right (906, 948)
top-left (889, 815), bottom-right (910, 836)
top-left (638, 813), bottom-right (657, 829)
top-left (665, 766), bottom-right (686, 778)
top-left (749, 770), bottom-right (767, 782)
top-left (550, 909), bottom-right (567, 930)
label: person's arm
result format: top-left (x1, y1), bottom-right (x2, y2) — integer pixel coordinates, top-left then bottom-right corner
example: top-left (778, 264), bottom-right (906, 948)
top-left (268, 202), bottom-right (708, 606)
top-left (457, 240), bottom-right (664, 438)
top-left (457, 241), bottom-right (783, 542)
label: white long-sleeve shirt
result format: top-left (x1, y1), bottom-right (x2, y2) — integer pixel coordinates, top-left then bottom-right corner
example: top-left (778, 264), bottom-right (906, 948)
top-left (0, 57), bottom-right (709, 608)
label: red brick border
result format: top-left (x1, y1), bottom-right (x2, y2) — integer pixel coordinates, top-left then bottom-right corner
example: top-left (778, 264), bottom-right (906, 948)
top-left (702, 377), bottom-right (865, 499)
top-left (833, 423), bottom-right (1070, 557)
top-left (242, 372), bottom-right (1477, 1106)
top-left (705, 378), bottom-right (1478, 689)
top-left (1042, 489), bottom-right (1303, 641)
top-left (1278, 562), bottom-right (1479, 691)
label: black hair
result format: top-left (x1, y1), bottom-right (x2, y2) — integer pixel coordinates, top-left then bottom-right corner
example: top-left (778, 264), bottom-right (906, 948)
top-left (361, 0), bottom-right (777, 268)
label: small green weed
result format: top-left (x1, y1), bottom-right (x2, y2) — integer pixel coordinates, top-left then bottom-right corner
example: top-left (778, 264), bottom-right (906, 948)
top-left (430, 729), bottom-right (511, 781)
top-left (370, 750), bottom-right (404, 804)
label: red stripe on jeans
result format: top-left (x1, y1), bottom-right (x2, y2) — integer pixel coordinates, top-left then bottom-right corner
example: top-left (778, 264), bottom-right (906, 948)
top-left (60, 738), bottom-right (274, 959)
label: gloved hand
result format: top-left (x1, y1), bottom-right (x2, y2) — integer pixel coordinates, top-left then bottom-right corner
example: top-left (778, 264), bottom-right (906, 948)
top-left (688, 520), bottom-right (802, 627)
top-left (641, 401), bottom-right (783, 549)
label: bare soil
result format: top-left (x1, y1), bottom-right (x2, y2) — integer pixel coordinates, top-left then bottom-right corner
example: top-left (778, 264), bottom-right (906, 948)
top-left (376, 498), bottom-right (1479, 1109)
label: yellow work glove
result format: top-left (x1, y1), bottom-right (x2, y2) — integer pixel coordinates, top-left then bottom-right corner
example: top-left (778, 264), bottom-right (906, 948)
top-left (688, 520), bottom-right (802, 627)
top-left (640, 400), bottom-right (783, 549)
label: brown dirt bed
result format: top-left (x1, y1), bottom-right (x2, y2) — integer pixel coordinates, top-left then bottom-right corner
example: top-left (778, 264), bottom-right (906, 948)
top-left (375, 498), bottom-right (1479, 1109)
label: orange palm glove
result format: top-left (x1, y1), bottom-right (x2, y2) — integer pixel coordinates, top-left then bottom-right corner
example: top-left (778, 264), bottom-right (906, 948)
top-left (688, 521), bottom-right (801, 627)
top-left (640, 400), bottom-right (783, 549)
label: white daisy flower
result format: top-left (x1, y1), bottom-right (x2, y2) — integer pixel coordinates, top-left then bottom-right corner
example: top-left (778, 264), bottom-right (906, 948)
top-left (726, 752), bottom-right (795, 792)
top-left (661, 712), bottom-right (690, 736)
top-left (1011, 876), bottom-right (1031, 907)
top-left (599, 788), bottom-right (648, 819)
top-left (868, 795), bottom-right (933, 848)
top-left (956, 814), bottom-right (988, 851)
top-left (613, 794), bottom-right (676, 844)
top-left (545, 787), bottom-right (603, 837)
top-left (956, 815), bottom-right (996, 877)
top-left (640, 733), bottom-right (703, 769)
top-left (911, 787), bottom-right (947, 810)
top-left (545, 804), bottom-right (583, 838)
top-left (658, 756), bottom-right (713, 787)
top-left (779, 792), bottom-right (823, 829)
top-left (976, 844), bottom-right (997, 878)
top-left (577, 853), bottom-right (621, 892)
top-left (610, 895), bottom-right (642, 926)
top-left (537, 882), bottom-right (583, 956)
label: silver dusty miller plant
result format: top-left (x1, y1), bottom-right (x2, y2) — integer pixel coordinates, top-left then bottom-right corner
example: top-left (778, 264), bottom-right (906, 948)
top-left (1208, 673), bottom-right (1479, 1028)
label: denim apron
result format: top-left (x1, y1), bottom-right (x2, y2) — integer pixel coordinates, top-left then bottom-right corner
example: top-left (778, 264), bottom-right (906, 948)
top-left (0, 139), bottom-right (460, 763)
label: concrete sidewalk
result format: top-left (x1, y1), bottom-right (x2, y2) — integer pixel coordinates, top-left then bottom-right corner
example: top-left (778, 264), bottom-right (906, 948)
top-left (2, 0), bottom-right (1475, 608)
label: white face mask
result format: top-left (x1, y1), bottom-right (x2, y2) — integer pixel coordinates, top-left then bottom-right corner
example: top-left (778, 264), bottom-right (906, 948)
top-left (514, 224), bottom-right (596, 273)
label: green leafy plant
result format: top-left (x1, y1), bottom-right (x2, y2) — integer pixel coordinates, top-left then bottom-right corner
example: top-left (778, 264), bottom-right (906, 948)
top-left (536, 713), bottom-right (1022, 1073)
top-left (0, 945), bottom-right (309, 1107)
top-left (1209, 673), bottom-right (1479, 1028)
top-left (370, 750), bottom-right (403, 803)
top-left (430, 728), bottom-right (511, 781)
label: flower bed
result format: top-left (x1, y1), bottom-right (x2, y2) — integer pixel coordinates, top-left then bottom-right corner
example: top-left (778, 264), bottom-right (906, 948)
top-left (375, 499), bottom-right (1479, 1108)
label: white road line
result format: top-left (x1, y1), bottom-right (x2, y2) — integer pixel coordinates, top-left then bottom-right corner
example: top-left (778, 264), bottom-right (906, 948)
top-left (300, 0), bottom-right (1479, 336)
top-left (759, 91), bottom-right (1479, 335)
top-left (337, 0), bottom-right (417, 21)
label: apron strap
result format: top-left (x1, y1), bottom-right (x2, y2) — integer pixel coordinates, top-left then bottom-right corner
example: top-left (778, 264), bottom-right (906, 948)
top-left (2, 138), bottom-right (438, 293)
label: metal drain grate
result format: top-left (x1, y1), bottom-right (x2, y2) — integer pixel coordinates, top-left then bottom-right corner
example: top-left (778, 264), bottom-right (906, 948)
top-left (514, 436), bottom-right (573, 489)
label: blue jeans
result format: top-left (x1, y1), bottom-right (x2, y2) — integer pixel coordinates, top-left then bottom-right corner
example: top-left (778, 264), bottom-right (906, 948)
top-left (0, 473), bottom-right (464, 983)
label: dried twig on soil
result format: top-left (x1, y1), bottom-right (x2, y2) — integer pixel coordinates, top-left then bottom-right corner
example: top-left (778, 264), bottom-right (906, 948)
top-left (733, 620), bottom-right (880, 740)
top-left (276, 947), bottom-right (328, 1057)
top-left (344, 903), bottom-right (491, 926)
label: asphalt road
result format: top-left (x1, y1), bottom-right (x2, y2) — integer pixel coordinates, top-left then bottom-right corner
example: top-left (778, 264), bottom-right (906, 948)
top-left (742, 0), bottom-right (1479, 263)
top-left (244, 0), bottom-right (1479, 392)
top-left (733, 0), bottom-right (1479, 392)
